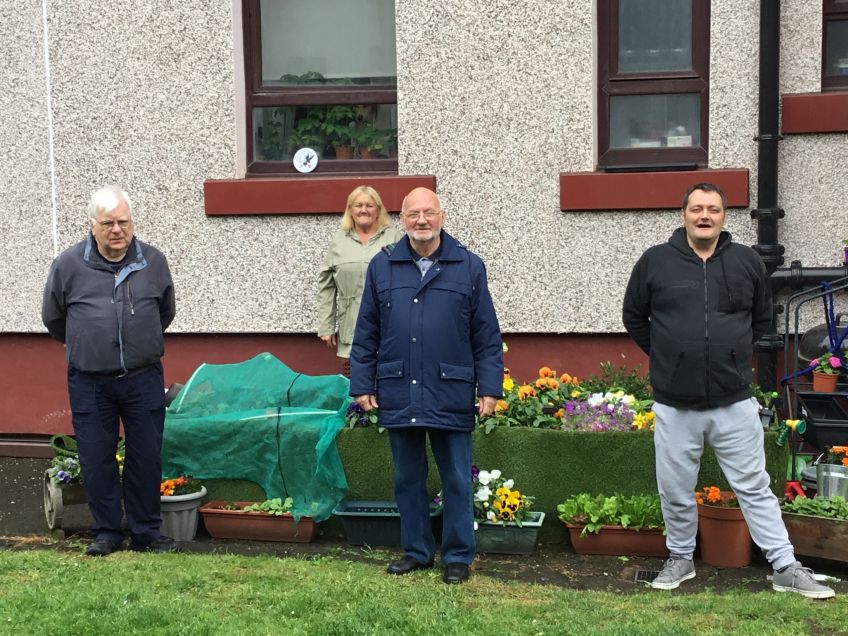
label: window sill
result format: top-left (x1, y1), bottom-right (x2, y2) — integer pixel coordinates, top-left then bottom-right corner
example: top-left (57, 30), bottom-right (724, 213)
top-left (782, 92), bottom-right (848, 134)
top-left (559, 168), bottom-right (749, 211)
top-left (204, 175), bottom-right (437, 216)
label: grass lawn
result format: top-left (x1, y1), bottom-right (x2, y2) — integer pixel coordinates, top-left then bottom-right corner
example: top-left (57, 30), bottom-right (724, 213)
top-left (0, 549), bottom-right (844, 635)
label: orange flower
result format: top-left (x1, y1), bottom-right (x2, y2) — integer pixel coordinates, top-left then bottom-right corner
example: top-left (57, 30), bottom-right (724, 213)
top-left (517, 385), bottom-right (537, 400)
top-left (553, 408), bottom-right (564, 419)
top-left (535, 378), bottom-right (547, 389)
top-left (495, 399), bottom-right (508, 413)
top-left (546, 378), bottom-right (559, 390)
top-left (538, 366), bottom-right (555, 378)
top-left (571, 376), bottom-right (580, 386)
top-left (560, 373), bottom-right (572, 384)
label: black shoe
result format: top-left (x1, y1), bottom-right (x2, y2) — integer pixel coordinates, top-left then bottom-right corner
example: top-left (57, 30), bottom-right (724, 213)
top-left (130, 536), bottom-right (177, 553)
top-left (85, 538), bottom-right (123, 557)
top-left (442, 562), bottom-right (470, 584)
top-left (386, 555), bottom-right (434, 575)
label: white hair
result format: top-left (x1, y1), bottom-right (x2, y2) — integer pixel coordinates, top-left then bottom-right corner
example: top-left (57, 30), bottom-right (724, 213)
top-left (88, 186), bottom-right (132, 223)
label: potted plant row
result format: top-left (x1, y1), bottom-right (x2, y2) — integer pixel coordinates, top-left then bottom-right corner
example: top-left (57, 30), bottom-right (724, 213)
top-left (781, 494), bottom-right (848, 563)
top-left (556, 493), bottom-right (667, 557)
top-left (199, 497), bottom-right (319, 543)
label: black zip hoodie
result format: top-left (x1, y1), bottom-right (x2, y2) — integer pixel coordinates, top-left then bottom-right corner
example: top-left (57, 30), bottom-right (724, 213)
top-left (622, 227), bottom-right (771, 409)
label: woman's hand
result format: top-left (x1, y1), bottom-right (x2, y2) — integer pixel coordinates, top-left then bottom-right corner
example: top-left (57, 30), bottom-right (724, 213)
top-left (319, 334), bottom-right (337, 348)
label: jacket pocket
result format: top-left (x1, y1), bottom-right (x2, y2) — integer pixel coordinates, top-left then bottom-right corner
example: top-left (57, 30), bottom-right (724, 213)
top-left (376, 359), bottom-right (406, 410)
top-left (652, 345), bottom-right (707, 400)
top-left (718, 275), bottom-right (753, 314)
top-left (711, 345), bottom-right (750, 394)
top-left (438, 362), bottom-right (476, 413)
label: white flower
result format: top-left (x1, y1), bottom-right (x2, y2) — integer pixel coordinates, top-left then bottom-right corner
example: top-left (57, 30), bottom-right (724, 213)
top-left (587, 393), bottom-right (604, 407)
top-left (613, 390), bottom-right (625, 400)
top-left (475, 486), bottom-right (492, 501)
top-left (473, 520), bottom-right (479, 530)
top-left (502, 479), bottom-right (514, 489)
top-left (490, 469), bottom-right (502, 480)
top-left (486, 510), bottom-right (497, 522)
top-left (621, 394), bottom-right (635, 406)
top-left (477, 470), bottom-right (492, 485)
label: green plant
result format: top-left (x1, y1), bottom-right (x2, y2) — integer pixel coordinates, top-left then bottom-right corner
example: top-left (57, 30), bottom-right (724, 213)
top-left (556, 493), bottom-right (664, 536)
top-left (580, 362), bottom-right (652, 401)
top-left (289, 108), bottom-right (328, 151)
top-left (322, 105), bottom-right (356, 148)
top-left (160, 475), bottom-right (203, 497)
top-left (782, 495), bottom-right (848, 519)
top-left (809, 352), bottom-right (844, 375)
top-left (243, 497), bottom-right (294, 516)
top-left (345, 402), bottom-right (382, 429)
top-left (696, 485), bottom-right (740, 507)
top-left (47, 456), bottom-right (81, 486)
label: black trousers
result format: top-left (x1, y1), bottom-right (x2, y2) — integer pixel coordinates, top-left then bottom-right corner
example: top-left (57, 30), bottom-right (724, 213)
top-left (67, 363), bottom-right (166, 545)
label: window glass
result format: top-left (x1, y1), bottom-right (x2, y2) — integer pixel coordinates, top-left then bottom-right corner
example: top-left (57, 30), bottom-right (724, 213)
top-left (618, 0), bottom-right (692, 73)
top-left (253, 104), bottom-right (398, 162)
top-left (610, 94), bottom-right (700, 149)
top-left (825, 20), bottom-right (848, 78)
top-left (260, 0), bottom-right (397, 86)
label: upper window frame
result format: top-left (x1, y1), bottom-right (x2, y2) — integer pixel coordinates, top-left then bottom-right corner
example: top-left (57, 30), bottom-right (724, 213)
top-left (597, 0), bottom-right (711, 171)
top-left (242, 0), bottom-right (398, 176)
top-left (823, 0), bottom-right (848, 91)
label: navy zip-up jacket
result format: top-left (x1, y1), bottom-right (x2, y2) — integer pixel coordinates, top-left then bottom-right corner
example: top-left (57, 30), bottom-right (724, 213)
top-left (350, 231), bottom-right (503, 430)
top-left (622, 227), bottom-right (771, 409)
top-left (42, 234), bottom-right (175, 375)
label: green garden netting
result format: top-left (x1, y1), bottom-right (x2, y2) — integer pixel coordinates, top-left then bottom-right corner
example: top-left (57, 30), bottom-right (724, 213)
top-left (161, 352), bottom-right (351, 522)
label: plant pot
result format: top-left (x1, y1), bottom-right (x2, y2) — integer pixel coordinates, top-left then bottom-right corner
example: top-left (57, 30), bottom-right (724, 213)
top-left (782, 511), bottom-right (848, 562)
top-left (334, 145), bottom-right (354, 159)
top-left (812, 371), bottom-right (838, 393)
top-left (697, 497), bottom-right (752, 567)
top-left (42, 469), bottom-right (88, 531)
top-left (565, 524), bottom-right (668, 557)
top-left (160, 486), bottom-right (207, 542)
top-left (333, 499), bottom-right (442, 546)
top-left (199, 501), bottom-right (318, 543)
top-left (816, 463), bottom-right (848, 499)
top-left (475, 511), bottom-right (545, 554)
top-left (358, 148), bottom-right (377, 160)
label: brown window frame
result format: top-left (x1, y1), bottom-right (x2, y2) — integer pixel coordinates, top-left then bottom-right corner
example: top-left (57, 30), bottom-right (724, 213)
top-left (597, 0), bottom-right (710, 170)
top-left (242, 0), bottom-right (398, 176)
top-left (823, 0), bottom-right (848, 91)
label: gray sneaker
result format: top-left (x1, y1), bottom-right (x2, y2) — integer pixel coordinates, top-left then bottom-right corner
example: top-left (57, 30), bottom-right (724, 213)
top-left (772, 562), bottom-right (835, 599)
top-left (651, 557), bottom-right (696, 590)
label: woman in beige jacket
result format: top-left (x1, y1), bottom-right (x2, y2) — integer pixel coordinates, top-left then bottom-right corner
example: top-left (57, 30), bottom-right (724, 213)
top-left (317, 186), bottom-right (403, 365)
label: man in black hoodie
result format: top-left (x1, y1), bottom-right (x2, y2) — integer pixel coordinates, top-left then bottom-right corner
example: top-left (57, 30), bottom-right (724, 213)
top-left (623, 183), bottom-right (834, 598)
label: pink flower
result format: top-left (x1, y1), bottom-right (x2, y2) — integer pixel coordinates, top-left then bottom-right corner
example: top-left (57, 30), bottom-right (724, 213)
top-left (830, 356), bottom-right (842, 369)
top-left (809, 359), bottom-right (819, 368)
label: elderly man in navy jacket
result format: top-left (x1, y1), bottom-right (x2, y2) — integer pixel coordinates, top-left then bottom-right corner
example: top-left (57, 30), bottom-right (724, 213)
top-left (42, 186), bottom-right (176, 557)
top-left (350, 187), bottom-right (503, 584)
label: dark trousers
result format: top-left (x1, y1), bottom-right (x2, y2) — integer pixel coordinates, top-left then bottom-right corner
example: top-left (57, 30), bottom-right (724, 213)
top-left (388, 427), bottom-right (474, 565)
top-left (67, 363), bottom-right (166, 545)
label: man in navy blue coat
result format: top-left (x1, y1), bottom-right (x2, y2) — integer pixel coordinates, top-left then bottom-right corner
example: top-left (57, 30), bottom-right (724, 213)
top-left (350, 187), bottom-right (503, 584)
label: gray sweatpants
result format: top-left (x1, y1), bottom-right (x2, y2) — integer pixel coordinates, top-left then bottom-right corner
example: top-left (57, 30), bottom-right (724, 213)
top-left (653, 397), bottom-right (795, 570)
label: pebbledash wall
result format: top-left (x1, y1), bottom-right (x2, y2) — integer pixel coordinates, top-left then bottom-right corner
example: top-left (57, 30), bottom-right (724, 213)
top-left (1, 1), bottom-right (846, 447)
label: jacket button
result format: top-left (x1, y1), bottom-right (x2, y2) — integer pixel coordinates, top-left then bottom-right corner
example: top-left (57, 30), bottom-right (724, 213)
top-left (412, 337), bottom-right (416, 342)
top-left (411, 418), bottom-right (416, 423)
top-left (442, 372), bottom-right (446, 377)
top-left (412, 379), bottom-right (417, 384)
top-left (413, 298), bottom-right (419, 303)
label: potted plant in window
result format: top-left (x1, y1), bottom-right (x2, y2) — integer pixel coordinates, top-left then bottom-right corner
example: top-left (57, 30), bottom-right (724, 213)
top-left (322, 105), bottom-right (356, 159)
top-left (288, 107), bottom-right (328, 158)
top-left (358, 125), bottom-right (387, 160)
top-left (556, 493), bottom-right (667, 557)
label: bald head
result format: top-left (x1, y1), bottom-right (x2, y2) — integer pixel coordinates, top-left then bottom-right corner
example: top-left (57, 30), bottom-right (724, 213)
top-left (401, 187), bottom-right (441, 214)
top-left (400, 187), bottom-right (445, 257)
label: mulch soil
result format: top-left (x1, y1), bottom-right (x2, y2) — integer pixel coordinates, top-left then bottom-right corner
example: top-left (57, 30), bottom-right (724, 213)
top-left (3, 457), bottom-right (846, 595)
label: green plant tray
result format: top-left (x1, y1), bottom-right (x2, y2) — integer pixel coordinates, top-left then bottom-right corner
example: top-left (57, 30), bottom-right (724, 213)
top-left (475, 511), bottom-right (545, 554)
top-left (333, 499), bottom-right (442, 546)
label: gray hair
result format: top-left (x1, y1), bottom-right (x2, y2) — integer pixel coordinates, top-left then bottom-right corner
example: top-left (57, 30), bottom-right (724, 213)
top-left (88, 186), bottom-right (132, 223)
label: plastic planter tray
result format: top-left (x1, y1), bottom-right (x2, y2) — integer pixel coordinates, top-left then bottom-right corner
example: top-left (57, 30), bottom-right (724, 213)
top-left (333, 499), bottom-right (442, 546)
top-left (796, 392), bottom-right (848, 451)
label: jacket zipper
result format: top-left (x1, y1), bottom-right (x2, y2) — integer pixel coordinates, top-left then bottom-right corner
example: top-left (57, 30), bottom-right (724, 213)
top-left (703, 260), bottom-right (710, 404)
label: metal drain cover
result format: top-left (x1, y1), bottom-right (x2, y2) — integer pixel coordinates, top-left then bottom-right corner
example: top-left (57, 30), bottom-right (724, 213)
top-left (634, 569), bottom-right (660, 583)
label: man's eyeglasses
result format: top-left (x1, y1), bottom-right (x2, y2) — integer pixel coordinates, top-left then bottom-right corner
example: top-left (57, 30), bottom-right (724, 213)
top-left (401, 209), bottom-right (440, 221)
top-left (97, 219), bottom-right (131, 230)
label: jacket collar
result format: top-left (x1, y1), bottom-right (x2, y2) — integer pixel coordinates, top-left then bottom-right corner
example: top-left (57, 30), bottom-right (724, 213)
top-left (669, 226), bottom-right (732, 259)
top-left (387, 230), bottom-right (465, 262)
top-left (83, 234), bottom-right (147, 283)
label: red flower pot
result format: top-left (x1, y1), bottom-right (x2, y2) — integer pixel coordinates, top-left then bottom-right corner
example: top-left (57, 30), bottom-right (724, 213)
top-left (697, 496), bottom-right (751, 567)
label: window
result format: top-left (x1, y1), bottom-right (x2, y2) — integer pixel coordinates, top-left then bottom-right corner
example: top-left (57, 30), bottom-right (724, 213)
top-left (823, 0), bottom-right (848, 91)
top-left (597, 0), bottom-right (710, 170)
top-left (243, 0), bottom-right (397, 175)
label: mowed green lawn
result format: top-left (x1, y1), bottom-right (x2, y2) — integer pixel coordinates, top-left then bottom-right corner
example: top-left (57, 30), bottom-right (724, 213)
top-left (0, 550), bottom-right (844, 636)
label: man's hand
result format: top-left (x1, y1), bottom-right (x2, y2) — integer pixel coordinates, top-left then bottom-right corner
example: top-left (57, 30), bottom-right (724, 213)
top-left (319, 333), bottom-right (337, 349)
top-left (355, 394), bottom-right (379, 411)
top-left (478, 396), bottom-right (497, 417)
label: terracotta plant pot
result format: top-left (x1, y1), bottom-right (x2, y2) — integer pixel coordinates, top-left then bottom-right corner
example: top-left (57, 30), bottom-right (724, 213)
top-left (565, 524), bottom-right (668, 557)
top-left (358, 148), bottom-right (377, 160)
top-left (334, 145), bottom-right (353, 159)
top-left (199, 501), bottom-right (318, 543)
top-left (812, 370), bottom-right (838, 393)
top-left (697, 496), bottom-right (751, 567)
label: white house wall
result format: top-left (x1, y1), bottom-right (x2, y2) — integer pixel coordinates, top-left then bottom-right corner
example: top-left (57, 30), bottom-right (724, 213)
top-left (1, 1), bottom-right (845, 336)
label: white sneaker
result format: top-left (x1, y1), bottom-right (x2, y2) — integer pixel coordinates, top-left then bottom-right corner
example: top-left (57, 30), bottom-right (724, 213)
top-left (651, 557), bottom-right (696, 590)
top-left (772, 562), bottom-right (835, 599)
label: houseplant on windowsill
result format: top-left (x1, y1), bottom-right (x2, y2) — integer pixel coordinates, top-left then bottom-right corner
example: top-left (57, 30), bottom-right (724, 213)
top-left (556, 493), bottom-right (667, 557)
top-left (808, 353), bottom-right (843, 392)
top-left (695, 486), bottom-right (751, 567)
top-left (473, 467), bottom-right (544, 554)
top-left (199, 497), bottom-right (319, 543)
top-left (781, 495), bottom-right (848, 563)
top-left (160, 475), bottom-right (207, 542)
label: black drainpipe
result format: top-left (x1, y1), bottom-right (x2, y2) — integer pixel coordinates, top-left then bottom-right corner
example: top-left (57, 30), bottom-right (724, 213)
top-left (751, 0), bottom-right (848, 393)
